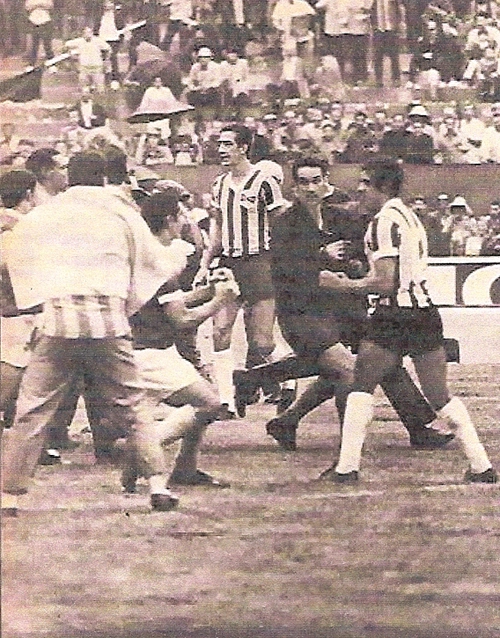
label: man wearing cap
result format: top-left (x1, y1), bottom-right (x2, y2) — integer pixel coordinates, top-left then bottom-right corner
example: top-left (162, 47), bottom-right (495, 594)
top-left (405, 106), bottom-right (435, 164)
top-left (185, 47), bottom-right (223, 108)
top-left (480, 103), bottom-right (500, 163)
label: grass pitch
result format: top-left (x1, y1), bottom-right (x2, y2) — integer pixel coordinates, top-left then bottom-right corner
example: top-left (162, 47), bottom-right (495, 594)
top-left (2, 364), bottom-right (499, 638)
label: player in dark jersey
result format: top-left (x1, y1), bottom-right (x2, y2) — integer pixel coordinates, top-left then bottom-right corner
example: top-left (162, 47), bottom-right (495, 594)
top-left (194, 124), bottom-right (287, 416)
top-left (233, 156), bottom-right (454, 453)
top-left (123, 190), bottom-right (240, 510)
top-left (319, 159), bottom-right (497, 484)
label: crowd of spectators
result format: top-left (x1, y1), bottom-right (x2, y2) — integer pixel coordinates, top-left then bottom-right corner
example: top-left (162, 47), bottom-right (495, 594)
top-left (1, 0), bottom-right (500, 255)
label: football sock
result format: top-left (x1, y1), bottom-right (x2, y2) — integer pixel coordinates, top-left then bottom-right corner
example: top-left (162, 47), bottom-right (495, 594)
top-left (149, 474), bottom-right (171, 495)
top-left (438, 396), bottom-right (491, 473)
top-left (213, 349), bottom-right (236, 412)
top-left (335, 392), bottom-right (373, 474)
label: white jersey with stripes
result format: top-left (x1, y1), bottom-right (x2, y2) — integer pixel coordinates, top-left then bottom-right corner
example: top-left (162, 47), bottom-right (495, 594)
top-left (211, 165), bottom-right (285, 258)
top-left (365, 197), bottom-right (432, 308)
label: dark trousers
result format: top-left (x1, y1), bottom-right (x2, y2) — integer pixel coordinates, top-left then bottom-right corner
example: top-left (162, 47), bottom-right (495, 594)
top-left (29, 21), bottom-right (54, 66)
top-left (373, 30), bottom-right (401, 85)
top-left (325, 34), bottom-right (368, 84)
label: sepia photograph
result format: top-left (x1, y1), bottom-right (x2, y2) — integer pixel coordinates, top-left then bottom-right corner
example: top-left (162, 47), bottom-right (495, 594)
top-left (1, 1), bottom-right (499, 637)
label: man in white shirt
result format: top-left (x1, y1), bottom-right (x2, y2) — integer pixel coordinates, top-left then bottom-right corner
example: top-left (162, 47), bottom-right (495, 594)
top-left (185, 47), bottom-right (223, 108)
top-left (480, 102), bottom-right (500, 163)
top-left (98, 0), bottom-right (124, 87)
top-left (220, 48), bottom-right (250, 108)
top-left (66, 27), bottom-right (111, 92)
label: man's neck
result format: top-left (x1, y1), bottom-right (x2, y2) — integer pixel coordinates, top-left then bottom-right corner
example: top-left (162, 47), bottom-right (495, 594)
top-left (231, 158), bottom-right (253, 179)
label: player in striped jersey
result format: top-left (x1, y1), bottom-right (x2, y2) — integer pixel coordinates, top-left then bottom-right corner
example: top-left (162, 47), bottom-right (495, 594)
top-left (319, 159), bottom-right (497, 484)
top-left (194, 124), bottom-right (286, 415)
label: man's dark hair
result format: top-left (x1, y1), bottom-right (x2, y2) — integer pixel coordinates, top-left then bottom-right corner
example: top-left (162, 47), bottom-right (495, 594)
top-left (67, 151), bottom-right (106, 187)
top-left (141, 191), bottom-right (180, 235)
top-left (104, 145), bottom-right (128, 185)
top-left (220, 124), bottom-right (253, 155)
top-left (291, 155), bottom-right (329, 182)
top-left (0, 170), bottom-right (37, 209)
top-left (363, 158), bottom-right (404, 197)
top-left (25, 148), bottom-right (58, 181)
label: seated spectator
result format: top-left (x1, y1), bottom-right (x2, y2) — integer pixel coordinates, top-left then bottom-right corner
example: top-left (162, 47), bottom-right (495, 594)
top-left (422, 193), bottom-right (453, 256)
top-left (184, 47), bottom-right (223, 108)
top-left (0, 123), bottom-right (22, 165)
top-left (449, 195), bottom-right (476, 255)
top-left (379, 112), bottom-right (410, 161)
top-left (318, 119), bottom-right (347, 162)
top-left (298, 107), bottom-right (325, 146)
top-left (459, 102), bottom-right (486, 142)
top-left (66, 26), bottom-right (111, 93)
top-left (135, 129), bottom-right (174, 165)
top-left (312, 55), bottom-right (345, 101)
top-left (435, 110), bottom-right (468, 162)
top-left (340, 110), bottom-right (377, 163)
top-left (480, 101), bottom-right (500, 161)
top-left (405, 106), bottom-right (436, 164)
top-left (73, 87), bottom-right (108, 130)
top-left (275, 44), bottom-right (309, 100)
top-left (219, 48), bottom-right (251, 108)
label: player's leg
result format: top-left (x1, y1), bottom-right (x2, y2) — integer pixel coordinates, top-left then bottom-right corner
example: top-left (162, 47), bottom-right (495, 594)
top-left (380, 367), bottom-right (454, 448)
top-left (212, 297), bottom-right (241, 416)
top-left (412, 347), bottom-right (496, 483)
top-left (167, 378), bottom-right (229, 487)
top-left (329, 340), bottom-right (400, 480)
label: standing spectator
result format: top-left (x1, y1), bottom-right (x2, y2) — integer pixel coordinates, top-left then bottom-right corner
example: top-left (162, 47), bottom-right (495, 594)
top-left (1, 151), bottom-right (193, 515)
top-left (435, 110), bottom-right (467, 162)
top-left (315, 0), bottom-right (372, 84)
top-left (271, 0), bottom-right (316, 59)
top-left (98, 0), bottom-right (125, 88)
top-left (162, 0), bottom-right (194, 51)
top-left (371, 0), bottom-right (403, 87)
top-left (480, 101), bottom-right (500, 161)
top-left (449, 195), bottom-right (475, 255)
top-left (25, 0), bottom-right (54, 67)
top-left (421, 193), bottom-right (453, 255)
top-left (340, 110), bottom-right (377, 163)
top-left (66, 26), bottom-right (111, 92)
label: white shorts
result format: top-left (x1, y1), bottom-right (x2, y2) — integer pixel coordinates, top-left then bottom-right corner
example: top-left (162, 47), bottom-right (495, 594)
top-left (0, 315), bottom-right (35, 368)
top-left (134, 345), bottom-right (201, 398)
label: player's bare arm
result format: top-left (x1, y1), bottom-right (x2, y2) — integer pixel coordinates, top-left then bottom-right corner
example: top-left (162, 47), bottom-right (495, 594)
top-left (319, 256), bottom-right (398, 296)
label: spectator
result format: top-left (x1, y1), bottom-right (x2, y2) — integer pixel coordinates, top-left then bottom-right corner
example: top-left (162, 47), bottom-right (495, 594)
top-left (379, 112), bottom-right (410, 160)
top-left (423, 193), bottom-right (454, 255)
top-left (371, 0), bottom-right (403, 87)
top-left (271, 0), bottom-right (316, 59)
top-left (25, 0), bottom-right (54, 67)
top-left (98, 0), bottom-right (125, 88)
top-left (480, 101), bottom-right (500, 161)
top-left (135, 129), bottom-right (174, 165)
top-left (435, 110), bottom-right (468, 162)
top-left (73, 86), bottom-right (108, 130)
top-left (185, 47), bottom-right (223, 108)
top-left (24, 147), bottom-right (67, 205)
top-left (219, 47), bottom-right (251, 108)
top-left (405, 105), bottom-right (435, 164)
top-left (340, 110), bottom-right (377, 163)
top-left (66, 26), bottom-right (111, 93)
top-left (315, 0), bottom-right (371, 85)
top-left (449, 195), bottom-right (475, 255)
top-left (459, 102), bottom-right (486, 142)
top-left (0, 124), bottom-right (22, 164)
top-left (318, 119), bottom-right (347, 162)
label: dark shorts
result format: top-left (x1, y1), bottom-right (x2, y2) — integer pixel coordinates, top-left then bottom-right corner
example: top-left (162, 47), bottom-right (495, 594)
top-left (220, 253), bottom-right (275, 305)
top-left (278, 311), bottom-right (347, 361)
top-left (365, 304), bottom-right (444, 357)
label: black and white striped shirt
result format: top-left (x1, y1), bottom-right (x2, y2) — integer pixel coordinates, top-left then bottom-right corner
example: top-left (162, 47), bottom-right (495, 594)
top-left (366, 197), bottom-right (432, 308)
top-left (211, 166), bottom-right (285, 258)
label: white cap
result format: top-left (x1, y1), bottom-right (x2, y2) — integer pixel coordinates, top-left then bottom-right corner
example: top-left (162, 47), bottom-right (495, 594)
top-left (197, 47), bottom-right (212, 58)
top-left (409, 105), bottom-right (430, 119)
top-left (450, 196), bottom-right (467, 207)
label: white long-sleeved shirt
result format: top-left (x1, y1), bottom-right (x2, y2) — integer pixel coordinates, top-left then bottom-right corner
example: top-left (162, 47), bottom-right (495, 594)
top-left (66, 36), bottom-right (110, 69)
